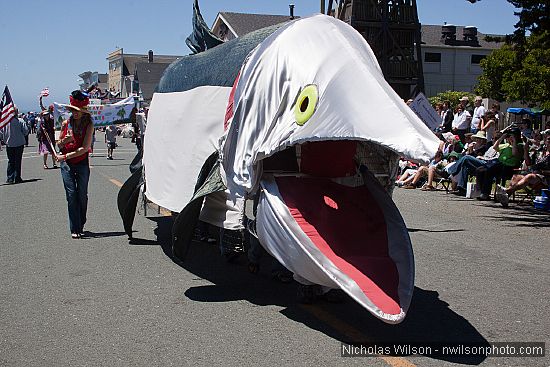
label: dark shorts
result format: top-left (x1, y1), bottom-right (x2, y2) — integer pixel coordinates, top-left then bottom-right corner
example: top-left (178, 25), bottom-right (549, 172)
top-left (107, 142), bottom-right (116, 149)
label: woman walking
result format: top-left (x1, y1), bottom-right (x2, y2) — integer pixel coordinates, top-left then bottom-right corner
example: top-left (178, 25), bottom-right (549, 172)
top-left (55, 90), bottom-right (94, 239)
top-left (37, 108), bottom-right (57, 169)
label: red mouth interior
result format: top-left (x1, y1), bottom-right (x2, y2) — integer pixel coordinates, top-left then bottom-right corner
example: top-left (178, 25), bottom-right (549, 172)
top-left (268, 141), bottom-right (401, 315)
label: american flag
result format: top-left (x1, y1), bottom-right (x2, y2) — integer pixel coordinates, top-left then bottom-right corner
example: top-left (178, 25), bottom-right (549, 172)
top-left (40, 87), bottom-right (50, 97)
top-left (0, 86), bottom-right (16, 129)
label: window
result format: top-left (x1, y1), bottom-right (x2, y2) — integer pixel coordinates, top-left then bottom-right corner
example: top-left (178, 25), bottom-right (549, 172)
top-left (471, 54), bottom-right (486, 64)
top-left (424, 52), bottom-right (441, 63)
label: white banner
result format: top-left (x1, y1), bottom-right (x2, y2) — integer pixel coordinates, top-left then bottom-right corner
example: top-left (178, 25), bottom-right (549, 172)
top-left (53, 97), bottom-right (135, 129)
top-left (409, 92), bottom-right (441, 131)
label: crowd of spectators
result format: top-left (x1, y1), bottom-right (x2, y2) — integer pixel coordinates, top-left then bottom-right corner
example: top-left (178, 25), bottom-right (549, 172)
top-left (397, 96), bottom-right (550, 209)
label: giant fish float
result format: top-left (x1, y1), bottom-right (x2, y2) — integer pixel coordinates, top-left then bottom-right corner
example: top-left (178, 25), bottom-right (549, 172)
top-left (118, 12), bottom-right (439, 324)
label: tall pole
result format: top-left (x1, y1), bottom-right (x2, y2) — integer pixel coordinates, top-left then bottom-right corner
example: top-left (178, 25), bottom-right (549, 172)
top-left (320, 0), bottom-right (325, 14)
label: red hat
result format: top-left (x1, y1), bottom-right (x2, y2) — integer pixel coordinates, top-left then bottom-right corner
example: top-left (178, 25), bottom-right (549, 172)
top-left (69, 90), bottom-right (90, 109)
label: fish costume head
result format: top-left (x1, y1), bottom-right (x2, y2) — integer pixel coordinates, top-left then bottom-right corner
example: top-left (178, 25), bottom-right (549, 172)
top-left (214, 15), bottom-right (438, 324)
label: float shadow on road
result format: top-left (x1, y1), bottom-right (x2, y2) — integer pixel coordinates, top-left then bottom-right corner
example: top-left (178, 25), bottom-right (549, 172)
top-left (142, 215), bottom-right (488, 365)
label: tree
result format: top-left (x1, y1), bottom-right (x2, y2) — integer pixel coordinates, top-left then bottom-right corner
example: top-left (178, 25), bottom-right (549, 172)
top-left (475, 1), bottom-right (550, 108)
top-left (428, 91), bottom-right (476, 109)
top-left (507, 0), bottom-right (550, 38)
top-left (502, 32), bottom-right (550, 109)
top-left (476, 46), bottom-right (516, 101)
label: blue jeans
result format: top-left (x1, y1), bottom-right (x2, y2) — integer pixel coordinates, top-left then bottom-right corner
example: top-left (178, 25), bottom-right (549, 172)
top-left (60, 158), bottom-right (90, 234)
top-left (448, 155), bottom-right (485, 189)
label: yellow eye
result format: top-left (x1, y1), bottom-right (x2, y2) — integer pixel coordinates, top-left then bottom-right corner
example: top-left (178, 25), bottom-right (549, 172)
top-left (294, 84), bottom-right (318, 126)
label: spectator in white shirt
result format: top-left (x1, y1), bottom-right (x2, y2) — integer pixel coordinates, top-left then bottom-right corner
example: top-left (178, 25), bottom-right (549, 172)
top-left (470, 96), bottom-right (486, 134)
top-left (452, 101), bottom-right (471, 143)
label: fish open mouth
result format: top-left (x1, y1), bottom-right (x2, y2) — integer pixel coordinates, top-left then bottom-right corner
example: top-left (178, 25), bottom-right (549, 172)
top-left (256, 140), bottom-right (413, 323)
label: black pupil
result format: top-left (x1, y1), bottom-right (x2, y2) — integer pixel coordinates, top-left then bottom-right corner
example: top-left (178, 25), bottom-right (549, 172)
top-left (300, 96), bottom-right (309, 113)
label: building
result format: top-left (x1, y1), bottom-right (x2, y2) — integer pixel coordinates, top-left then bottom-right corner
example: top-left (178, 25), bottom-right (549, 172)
top-left (336, 0), bottom-right (424, 99)
top-left (106, 49), bottom-right (181, 100)
top-left (421, 24), bottom-right (505, 97)
top-left (211, 11), bottom-right (297, 41)
top-left (78, 71), bottom-right (108, 92)
top-left (210, 10), bottom-right (506, 100)
top-left (134, 62), bottom-right (173, 102)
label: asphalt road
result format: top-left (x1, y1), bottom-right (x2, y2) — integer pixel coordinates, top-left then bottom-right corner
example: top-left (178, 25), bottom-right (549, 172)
top-left (1, 133), bottom-right (548, 367)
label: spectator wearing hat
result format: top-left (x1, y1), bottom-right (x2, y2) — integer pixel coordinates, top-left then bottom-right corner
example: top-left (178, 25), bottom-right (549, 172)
top-left (55, 90), bottom-right (94, 239)
top-left (470, 96), bottom-right (486, 134)
top-left (447, 130), bottom-right (491, 194)
top-left (496, 132), bottom-right (550, 207)
top-left (0, 107), bottom-right (28, 184)
top-left (475, 126), bottom-right (524, 200)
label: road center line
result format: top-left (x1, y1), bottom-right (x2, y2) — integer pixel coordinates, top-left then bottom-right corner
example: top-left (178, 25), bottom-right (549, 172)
top-left (102, 169), bottom-right (415, 367)
top-left (300, 305), bottom-right (417, 367)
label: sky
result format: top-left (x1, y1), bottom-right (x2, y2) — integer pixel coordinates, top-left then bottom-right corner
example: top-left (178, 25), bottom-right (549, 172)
top-left (0, 0), bottom-right (520, 112)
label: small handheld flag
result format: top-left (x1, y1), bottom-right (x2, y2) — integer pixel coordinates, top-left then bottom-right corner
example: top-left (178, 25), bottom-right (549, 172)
top-left (40, 87), bottom-right (50, 98)
top-left (0, 86), bottom-right (16, 129)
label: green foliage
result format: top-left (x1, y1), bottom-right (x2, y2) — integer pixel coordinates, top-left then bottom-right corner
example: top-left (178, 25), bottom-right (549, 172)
top-left (506, 0), bottom-right (549, 37)
top-left (428, 91), bottom-right (476, 109)
top-left (503, 36), bottom-right (550, 109)
top-left (476, 32), bottom-right (550, 109)
top-left (475, 46), bottom-right (516, 101)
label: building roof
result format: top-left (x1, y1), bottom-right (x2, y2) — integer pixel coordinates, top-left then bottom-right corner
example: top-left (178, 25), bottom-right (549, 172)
top-left (217, 12), bottom-right (297, 37)
top-left (421, 24), bottom-right (505, 49)
top-left (121, 54), bottom-right (179, 76)
top-left (134, 62), bottom-right (172, 101)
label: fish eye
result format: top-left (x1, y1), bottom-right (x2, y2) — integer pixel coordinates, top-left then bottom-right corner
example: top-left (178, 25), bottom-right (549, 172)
top-left (294, 84), bottom-right (318, 126)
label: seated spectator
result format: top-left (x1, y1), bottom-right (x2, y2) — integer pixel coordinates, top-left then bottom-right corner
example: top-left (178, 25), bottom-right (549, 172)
top-left (402, 151), bottom-right (444, 189)
top-left (475, 127), bottom-right (524, 201)
top-left (519, 118), bottom-right (533, 139)
top-left (396, 158), bottom-right (418, 186)
top-left (462, 133), bottom-right (474, 153)
top-left (448, 130), bottom-right (491, 195)
top-left (441, 132), bottom-right (464, 155)
top-left (421, 151), bottom-right (461, 191)
top-left (496, 132), bottom-right (550, 207)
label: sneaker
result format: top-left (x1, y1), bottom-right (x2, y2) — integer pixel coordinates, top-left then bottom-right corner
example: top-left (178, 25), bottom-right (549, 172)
top-left (476, 193), bottom-right (490, 201)
top-left (496, 189), bottom-right (509, 208)
top-left (451, 188), bottom-right (466, 196)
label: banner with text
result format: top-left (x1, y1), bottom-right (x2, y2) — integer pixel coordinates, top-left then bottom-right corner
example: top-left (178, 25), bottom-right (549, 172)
top-left (53, 97), bottom-right (135, 129)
